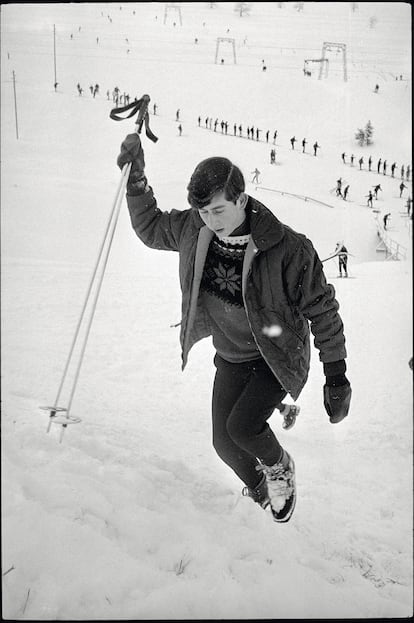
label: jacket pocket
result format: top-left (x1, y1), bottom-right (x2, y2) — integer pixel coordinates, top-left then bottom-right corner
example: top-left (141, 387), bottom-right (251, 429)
top-left (257, 307), bottom-right (306, 345)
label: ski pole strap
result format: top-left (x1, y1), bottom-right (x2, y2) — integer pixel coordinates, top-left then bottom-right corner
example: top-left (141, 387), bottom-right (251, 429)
top-left (109, 95), bottom-right (158, 143)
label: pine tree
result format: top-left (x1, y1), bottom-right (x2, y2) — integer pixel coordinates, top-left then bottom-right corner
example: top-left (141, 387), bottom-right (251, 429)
top-left (355, 128), bottom-right (365, 147)
top-left (365, 120), bottom-right (374, 145)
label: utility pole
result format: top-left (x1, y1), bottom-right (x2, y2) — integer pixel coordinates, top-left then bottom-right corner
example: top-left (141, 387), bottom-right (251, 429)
top-left (12, 70), bottom-right (19, 139)
top-left (53, 24), bottom-right (57, 85)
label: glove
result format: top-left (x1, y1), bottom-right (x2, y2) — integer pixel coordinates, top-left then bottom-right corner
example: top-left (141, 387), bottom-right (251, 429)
top-left (117, 133), bottom-right (148, 195)
top-left (323, 373), bottom-right (352, 424)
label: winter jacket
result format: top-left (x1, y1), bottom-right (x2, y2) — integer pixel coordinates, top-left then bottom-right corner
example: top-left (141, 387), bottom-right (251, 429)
top-left (126, 189), bottom-right (347, 400)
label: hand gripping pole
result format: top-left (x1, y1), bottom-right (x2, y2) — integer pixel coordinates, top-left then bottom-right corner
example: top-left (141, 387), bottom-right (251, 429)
top-left (40, 162), bottom-right (132, 442)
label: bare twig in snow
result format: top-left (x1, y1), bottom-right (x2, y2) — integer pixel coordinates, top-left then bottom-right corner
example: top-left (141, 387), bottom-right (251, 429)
top-left (22, 588), bottom-right (31, 615)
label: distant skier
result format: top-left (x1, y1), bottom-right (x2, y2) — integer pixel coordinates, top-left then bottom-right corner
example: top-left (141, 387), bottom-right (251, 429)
top-left (336, 178), bottom-right (343, 197)
top-left (342, 185), bottom-right (350, 201)
top-left (302, 138), bottom-right (307, 153)
top-left (266, 130), bottom-right (270, 143)
top-left (54, 82), bottom-right (58, 92)
top-left (377, 158), bottom-right (382, 173)
top-left (313, 141), bottom-right (320, 156)
top-left (273, 130), bottom-right (278, 144)
top-left (366, 191), bottom-right (374, 208)
top-left (373, 183), bottom-right (382, 199)
top-left (391, 162), bottom-right (396, 178)
top-left (368, 156), bottom-right (372, 171)
top-left (406, 196), bottom-right (412, 216)
top-left (399, 182), bottom-right (407, 197)
top-left (251, 168), bottom-right (261, 184)
top-left (270, 149), bottom-right (276, 164)
top-left (176, 109), bottom-right (180, 121)
top-left (290, 136), bottom-right (296, 150)
top-left (178, 124), bottom-right (182, 136)
top-left (383, 213), bottom-right (391, 229)
top-left (341, 152), bottom-right (346, 164)
top-left (374, 84), bottom-right (379, 93)
top-left (153, 103), bottom-right (157, 115)
top-left (334, 242), bottom-right (349, 278)
top-left (358, 157), bottom-right (364, 170)
top-left (383, 160), bottom-right (387, 175)
top-left (400, 164), bottom-right (405, 179)
top-left (406, 165), bottom-right (411, 181)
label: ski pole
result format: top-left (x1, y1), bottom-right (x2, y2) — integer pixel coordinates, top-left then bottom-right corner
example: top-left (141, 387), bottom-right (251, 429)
top-left (41, 162), bottom-right (132, 441)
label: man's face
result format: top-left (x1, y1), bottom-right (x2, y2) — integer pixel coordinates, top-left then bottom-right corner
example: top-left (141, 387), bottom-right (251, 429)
top-left (198, 191), bottom-right (246, 238)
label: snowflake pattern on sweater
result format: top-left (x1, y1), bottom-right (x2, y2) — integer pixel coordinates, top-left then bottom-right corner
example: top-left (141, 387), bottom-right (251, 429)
top-left (200, 235), bottom-right (250, 307)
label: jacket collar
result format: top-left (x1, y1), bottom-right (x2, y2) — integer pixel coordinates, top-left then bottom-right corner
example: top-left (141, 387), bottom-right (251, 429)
top-left (191, 195), bottom-right (285, 252)
top-left (247, 196), bottom-right (285, 251)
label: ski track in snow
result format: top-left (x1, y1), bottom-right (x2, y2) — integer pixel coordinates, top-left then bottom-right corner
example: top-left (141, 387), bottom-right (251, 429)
top-left (1, 2), bottom-right (412, 620)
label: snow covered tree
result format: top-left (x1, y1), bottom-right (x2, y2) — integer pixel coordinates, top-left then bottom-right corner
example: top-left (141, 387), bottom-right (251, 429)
top-left (365, 120), bottom-right (374, 145)
top-left (355, 127), bottom-right (366, 146)
top-left (369, 15), bottom-right (378, 28)
top-left (355, 120), bottom-right (374, 147)
top-left (234, 2), bottom-right (251, 17)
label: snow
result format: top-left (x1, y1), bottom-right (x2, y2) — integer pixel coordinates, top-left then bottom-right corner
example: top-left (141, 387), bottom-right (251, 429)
top-left (1, 1), bottom-right (412, 619)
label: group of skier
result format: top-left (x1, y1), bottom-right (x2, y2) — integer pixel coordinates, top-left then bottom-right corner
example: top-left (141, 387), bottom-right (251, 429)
top-left (200, 117), bottom-right (280, 144)
top-left (341, 152), bottom-right (411, 182)
top-left (290, 136), bottom-right (320, 156)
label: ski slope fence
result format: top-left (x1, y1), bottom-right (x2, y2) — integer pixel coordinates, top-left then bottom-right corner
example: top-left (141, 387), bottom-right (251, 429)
top-left (373, 214), bottom-right (408, 261)
top-left (255, 185), bottom-right (335, 209)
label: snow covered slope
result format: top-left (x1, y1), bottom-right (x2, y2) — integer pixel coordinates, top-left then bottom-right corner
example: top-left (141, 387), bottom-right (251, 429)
top-left (1, 2), bottom-right (412, 619)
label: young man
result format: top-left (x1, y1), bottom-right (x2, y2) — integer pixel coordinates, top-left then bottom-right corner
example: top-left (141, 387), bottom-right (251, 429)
top-left (117, 134), bottom-right (352, 524)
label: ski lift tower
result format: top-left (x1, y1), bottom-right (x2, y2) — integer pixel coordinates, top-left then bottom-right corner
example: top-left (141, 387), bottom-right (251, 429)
top-left (215, 37), bottom-right (237, 64)
top-left (319, 42), bottom-right (348, 81)
top-left (164, 3), bottom-right (182, 26)
top-left (304, 58), bottom-right (329, 78)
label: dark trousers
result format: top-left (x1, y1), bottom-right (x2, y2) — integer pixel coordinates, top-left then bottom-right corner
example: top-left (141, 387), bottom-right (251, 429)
top-left (212, 354), bottom-right (286, 489)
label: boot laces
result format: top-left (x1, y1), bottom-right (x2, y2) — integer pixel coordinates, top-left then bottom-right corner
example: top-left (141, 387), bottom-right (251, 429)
top-left (256, 462), bottom-right (294, 498)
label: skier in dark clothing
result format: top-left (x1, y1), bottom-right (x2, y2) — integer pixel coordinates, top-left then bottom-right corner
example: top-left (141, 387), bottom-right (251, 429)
top-left (302, 138), bottom-right (307, 153)
top-left (351, 154), bottom-right (355, 167)
top-left (313, 142), bottom-right (320, 156)
top-left (383, 160), bottom-right (387, 175)
top-left (368, 156), bottom-right (372, 171)
top-left (336, 178), bottom-right (343, 197)
top-left (358, 157), bottom-right (364, 170)
top-left (391, 162), bottom-right (396, 178)
top-left (383, 213), bottom-right (391, 229)
top-left (373, 184), bottom-right (382, 199)
top-left (116, 135), bottom-right (351, 524)
top-left (399, 182), bottom-right (407, 197)
top-left (366, 191), bottom-right (374, 208)
top-left (341, 152), bottom-right (346, 164)
top-left (342, 185), bottom-right (350, 200)
top-left (290, 136), bottom-right (296, 149)
top-left (377, 158), bottom-right (382, 173)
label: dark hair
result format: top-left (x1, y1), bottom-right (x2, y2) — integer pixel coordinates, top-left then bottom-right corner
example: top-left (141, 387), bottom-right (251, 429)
top-left (187, 157), bottom-right (245, 209)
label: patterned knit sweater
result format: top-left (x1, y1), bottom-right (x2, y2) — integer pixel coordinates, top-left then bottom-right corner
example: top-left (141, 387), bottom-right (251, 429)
top-left (200, 234), bottom-right (260, 363)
